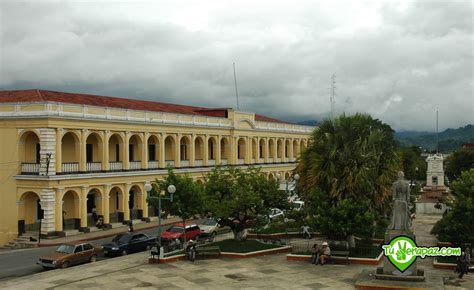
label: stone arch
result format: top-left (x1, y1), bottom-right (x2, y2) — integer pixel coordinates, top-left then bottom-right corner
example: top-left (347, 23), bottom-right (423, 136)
top-left (164, 135), bottom-right (176, 165)
top-left (259, 139), bottom-right (266, 160)
top-left (180, 136), bottom-right (191, 165)
top-left (109, 186), bottom-right (124, 223)
top-left (18, 191), bottom-right (42, 233)
top-left (285, 172), bottom-right (291, 180)
top-left (208, 136), bottom-right (217, 161)
top-left (147, 135), bottom-right (160, 167)
top-left (285, 139), bottom-right (291, 158)
top-left (268, 173), bottom-right (275, 181)
top-left (86, 187), bottom-right (103, 227)
top-left (108, 133), bottom-right (124, 162)
top-left (194, 136), bottom-right (205, 163)
top-left (62, 190), bottom-right (81, 230)
top-left (220, 137), bottom-right (231, 163)
top-left (129, 185), bottom-right (143, 220)
top-left (128, 134), bottom-right (143, 162)
top-left (268, 139), bottom-right (275, 159)
top-left (293, 139), bottom-right (300, 158)
top-left (61, 131), bottom-right (80, 173)
top-left (86, 132), bottom-right (103, 169)
top-left (237, 137), bottom-right (247, 161)
top-left (238, 119), bottom-right (256, 129)
top-left (251, 138), bottom-right (258, 161)
top-left (19, 131), bottom-right (41, 174)
top-left (277, 139), bottom-right (283, 159)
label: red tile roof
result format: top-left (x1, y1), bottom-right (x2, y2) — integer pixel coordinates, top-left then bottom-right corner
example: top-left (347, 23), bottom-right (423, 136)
top-left (0, 89), bottom-right (289, 124)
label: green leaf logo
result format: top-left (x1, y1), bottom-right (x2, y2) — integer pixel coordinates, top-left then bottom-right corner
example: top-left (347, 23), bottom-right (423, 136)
top-left (386, 236), bottom-right (417, 272)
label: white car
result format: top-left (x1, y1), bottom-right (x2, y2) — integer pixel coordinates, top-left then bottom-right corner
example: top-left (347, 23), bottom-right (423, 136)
top-left (292, 201), bottom-right (304, 211)
top-left (199, 218), bottom-right (230, 240)
top-left (268, 208), bottom-right (284, 222)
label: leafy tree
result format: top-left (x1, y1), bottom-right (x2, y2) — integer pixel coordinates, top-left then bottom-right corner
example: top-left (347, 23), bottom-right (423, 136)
top-left (307, 188), bottom-right (376, 244)
top-left (431, 169), bottom-right (474, 244)
top-left (445, 149), bottom-right (474, 182)
top-left (398, 146), bottom-right (427, 182)
top-left (203, 166), bottom-right (287, 240)
top-left (148, 168), bottom-right (204, 241)
top-left (296, 113), bottom-right (400, 247)
top-left (297, 113), bottom-right (400, 214)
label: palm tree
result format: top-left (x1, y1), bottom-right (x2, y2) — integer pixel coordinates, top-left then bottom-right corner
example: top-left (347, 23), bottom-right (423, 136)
top-left (297, 113), bottom-right (399, 215)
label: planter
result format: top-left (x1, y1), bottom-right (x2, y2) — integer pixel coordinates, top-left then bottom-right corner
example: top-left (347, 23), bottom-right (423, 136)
top-left (287, 251), bottom-right (383, 265)
top-left (221, 246), bottom-right (292, 258)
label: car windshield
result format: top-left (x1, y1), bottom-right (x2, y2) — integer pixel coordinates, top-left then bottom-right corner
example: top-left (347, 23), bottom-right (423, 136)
top-left (202, 219), bottom-right (216, 226)
top-left (56, 244), bottom-right (75, 254)
top-left (112, 234), bottom-right (131, 244)
top-left (293, 203), bottom-right (302, 209)
top-left (167, 226), bottom-right (184, 233)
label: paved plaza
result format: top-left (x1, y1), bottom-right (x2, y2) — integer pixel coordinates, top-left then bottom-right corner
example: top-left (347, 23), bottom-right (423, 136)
top-left (0, 250), bottom-right (473, 290)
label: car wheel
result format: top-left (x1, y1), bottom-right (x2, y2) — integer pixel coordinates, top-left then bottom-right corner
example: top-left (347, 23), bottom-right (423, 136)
top-left (90, 255), bottom-right (97, 263)
top-left (61, 261), bottom-right (70, 269)
top-left (121, 249), bottom-right (128, 256)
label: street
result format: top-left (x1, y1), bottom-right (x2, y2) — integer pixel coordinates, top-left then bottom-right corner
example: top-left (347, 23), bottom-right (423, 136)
top-left (0, 224), bottom-right (167, 281)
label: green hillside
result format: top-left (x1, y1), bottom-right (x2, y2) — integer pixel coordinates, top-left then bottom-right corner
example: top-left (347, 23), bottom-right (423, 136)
top-left (397, 124), bottom-right (474, 152)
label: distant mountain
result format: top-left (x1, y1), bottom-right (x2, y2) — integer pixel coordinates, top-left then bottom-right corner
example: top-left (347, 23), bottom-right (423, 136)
top-left (297, 120), bottom-right (319, 126)
top-left (396, 125), bottom-right (474, 152)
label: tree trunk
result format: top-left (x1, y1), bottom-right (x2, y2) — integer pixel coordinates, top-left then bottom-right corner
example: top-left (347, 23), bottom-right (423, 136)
top-left (233, 228), bottom-right (247, 241)
top-left (347, 234), bottom-right (356, 248)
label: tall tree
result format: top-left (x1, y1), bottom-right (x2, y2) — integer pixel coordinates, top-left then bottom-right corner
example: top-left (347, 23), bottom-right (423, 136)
top-left (203, 166), bottom-right (287, 240)
top-left (431, 169), bottom-right (474, 244)
top-left (296, 113), bottom-right (400, 246)
top-left (149, 168), bottom-right (204, 241)
top-left (445, 149), bottom-right (474, 182)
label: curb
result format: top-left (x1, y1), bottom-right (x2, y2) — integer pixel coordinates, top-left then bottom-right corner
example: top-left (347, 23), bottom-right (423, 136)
top-left (286, 251), bottom-right (383, 265)
top-left (37, 219), bottom-right (181, 247)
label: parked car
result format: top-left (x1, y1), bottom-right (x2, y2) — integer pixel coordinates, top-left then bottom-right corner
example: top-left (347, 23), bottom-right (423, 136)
top-left (268, 208), bottom-right (284, 222)
top-left (160, 223), bottom-right (201, 243)
top-left (37, 242), bottom-right (98, 269)
top-left (199, 218), bottom-right (230, 240)
top-left (292, 201), bottom-right (304, 211)
top-left (102, 233), bottom-right (156, 256)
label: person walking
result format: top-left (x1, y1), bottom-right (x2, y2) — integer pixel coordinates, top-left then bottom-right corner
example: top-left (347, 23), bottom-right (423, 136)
top-left (186, 239), bottom-right (197, 262)
top-left (310, 243), bottom-right (321, 265)
top-left (457, 250), bottom-right (469, 279)
top-left (301, 224), bottom-right (311, 239)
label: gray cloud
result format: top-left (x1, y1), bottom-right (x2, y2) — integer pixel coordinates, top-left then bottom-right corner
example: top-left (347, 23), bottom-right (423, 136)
top-left (0, 0), bottom-right (472, 131)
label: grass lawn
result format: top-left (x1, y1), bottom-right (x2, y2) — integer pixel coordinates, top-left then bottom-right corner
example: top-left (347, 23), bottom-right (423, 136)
top-left (211, 239), bottom-right (284, 253)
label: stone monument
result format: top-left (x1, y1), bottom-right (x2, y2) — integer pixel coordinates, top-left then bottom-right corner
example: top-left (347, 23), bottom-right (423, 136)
top-left (376, 171), bottom-right (425, 281)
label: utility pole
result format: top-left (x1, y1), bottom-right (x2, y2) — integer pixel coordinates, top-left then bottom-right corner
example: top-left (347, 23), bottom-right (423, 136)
top-left (330, 73), bottom-right (336, 120)
top-left (436, 110), bottom-right (439, 154)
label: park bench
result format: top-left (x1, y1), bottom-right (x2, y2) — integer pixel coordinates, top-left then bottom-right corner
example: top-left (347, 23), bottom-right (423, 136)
top-left (196, 246), bottom-right (221, 259)
top-left (329, 250), bottom-right (350, 264)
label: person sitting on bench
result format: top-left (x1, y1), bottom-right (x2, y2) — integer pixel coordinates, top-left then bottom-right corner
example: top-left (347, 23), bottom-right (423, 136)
top-left (310, 243), bottom-right (321, 265)
top-left (319, 242), bottom-right (331, 265)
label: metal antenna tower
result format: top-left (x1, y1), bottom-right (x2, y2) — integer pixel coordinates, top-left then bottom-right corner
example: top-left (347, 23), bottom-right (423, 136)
top-left (233, 62), bottom-right (240, 110)
top-left (330, 73), bottom-right (336, 120)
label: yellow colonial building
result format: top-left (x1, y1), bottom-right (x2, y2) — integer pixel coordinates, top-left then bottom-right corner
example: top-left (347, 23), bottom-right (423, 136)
top-left (0, 89), bottom-right (312, 246)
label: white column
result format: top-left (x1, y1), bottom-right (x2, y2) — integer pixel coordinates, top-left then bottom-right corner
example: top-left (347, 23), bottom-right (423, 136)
top-left (40, 188), bottom-right (56, 234)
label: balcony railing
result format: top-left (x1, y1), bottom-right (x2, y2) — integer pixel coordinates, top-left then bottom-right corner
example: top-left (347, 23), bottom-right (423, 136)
top-left (129, 161), bottom-right (142, 170)
top-left (237, 159), bottom-right (244, 165)
top-left (208, 160), bottom-right (215, 166)
top-left (180, 160), bottom-right (190, 167)
top-left (221, 159), bottom-right (228, 165)
top-left (21, 163), bottom-right (40, 174)
top-left (109, 161), bottom-right (123, 171)
top-left (195, 160), bottom-right (203, 166)
top-left (86, 162), bottom-right (101, 172)
top-left (165, 160), bottom-right (174, 167)
top-left (62, 162), bottom-right (79, 173)
top-left (148, 160), bottom-right (159, 169)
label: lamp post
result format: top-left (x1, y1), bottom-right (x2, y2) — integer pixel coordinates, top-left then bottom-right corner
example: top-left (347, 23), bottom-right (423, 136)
top-left (145, 182), bottom-right (174, 257)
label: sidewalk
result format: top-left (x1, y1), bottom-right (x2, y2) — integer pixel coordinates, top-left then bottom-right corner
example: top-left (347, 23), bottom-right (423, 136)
top-left (37, 216), bottom-right (183, 247)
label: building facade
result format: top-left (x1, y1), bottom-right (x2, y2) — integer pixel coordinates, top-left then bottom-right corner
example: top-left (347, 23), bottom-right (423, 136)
top-left (0, 90), bottom-right (312, 246)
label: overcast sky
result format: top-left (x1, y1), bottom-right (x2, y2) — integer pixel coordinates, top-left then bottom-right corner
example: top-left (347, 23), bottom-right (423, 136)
top-left (0, 0), bottom-right (472, 131)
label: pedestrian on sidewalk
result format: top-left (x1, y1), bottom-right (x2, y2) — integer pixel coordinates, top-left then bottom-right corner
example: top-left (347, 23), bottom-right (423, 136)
top-left (457, 250), bottom-right (469, 279)
top-left (128, 220), bottom-right (134, 232)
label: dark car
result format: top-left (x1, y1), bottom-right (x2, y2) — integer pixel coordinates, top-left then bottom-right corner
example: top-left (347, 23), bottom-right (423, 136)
top-left (102, 233), bottom-right (156, 256)
top-left (37, 242), bottom-right (98, 269)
